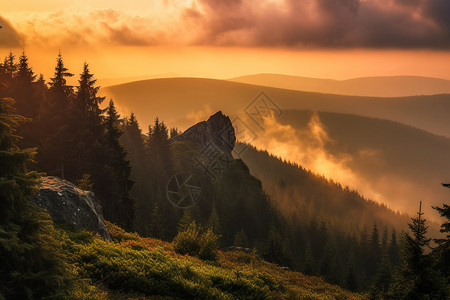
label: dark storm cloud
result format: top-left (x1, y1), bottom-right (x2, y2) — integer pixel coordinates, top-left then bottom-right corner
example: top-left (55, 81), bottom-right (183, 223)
top-left (0, 16), bottom-right (24, 47)
top-left (15, 1), bottom-right (450, 49)
top-left (185, 0), bottom-right (450, 48)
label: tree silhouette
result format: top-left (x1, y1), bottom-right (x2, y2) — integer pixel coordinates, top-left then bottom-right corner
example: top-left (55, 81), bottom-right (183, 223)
top-left (0, 95), bottom-right (68, 298)
top-left (390, 201), bottom-right (443, 299)
top-left (39, 52), bottom-right (74, 178)
top-left (432, 189), bottom-right (450, 288)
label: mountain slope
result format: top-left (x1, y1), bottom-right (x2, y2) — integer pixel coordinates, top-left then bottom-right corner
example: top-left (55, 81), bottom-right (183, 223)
top-left (230, 74), bottom-right (450, 97)
top-left (64, 222), bottom-right (367, 299)
top-left (239, 109), bottom-right (450, 222)
top-left (101, 77), bottom-right (450, 137)
top-left (237, 143), bottom-right (412, 233)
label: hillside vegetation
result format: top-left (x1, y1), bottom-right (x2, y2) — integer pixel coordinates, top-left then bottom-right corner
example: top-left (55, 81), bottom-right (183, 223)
top-left (101, 77), bottom-right (450, 137)
top-left (64, 222), bottom-right (367, 299)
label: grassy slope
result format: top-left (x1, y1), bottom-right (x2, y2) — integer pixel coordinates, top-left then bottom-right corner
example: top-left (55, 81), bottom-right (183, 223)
top-left (66, 222), bottom-right (366, 299)
top-left (100, 78), bottom-right (450, 137)
top-left (230, 74), bottom-right (450, 97)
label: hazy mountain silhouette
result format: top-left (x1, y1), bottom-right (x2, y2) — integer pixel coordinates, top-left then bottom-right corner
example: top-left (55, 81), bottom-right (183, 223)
top-left (101, 78), bottom-right (450, 137)
top-left (237, 143), bottom-right (414, 235)
top-left (98, 73), bottom-right (178, 87)
top-left (230, 74), bottom-right (450, 97)
top-left (239, 109), bottom-right (450, 222)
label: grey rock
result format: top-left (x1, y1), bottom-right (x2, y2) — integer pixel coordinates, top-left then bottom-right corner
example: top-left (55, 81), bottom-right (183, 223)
top-left (32, 176), bottom-right (111, 240)
top-left (224, 246), bottom-right (252, 254)
top-left (172, 111), bottom-right (236, 156)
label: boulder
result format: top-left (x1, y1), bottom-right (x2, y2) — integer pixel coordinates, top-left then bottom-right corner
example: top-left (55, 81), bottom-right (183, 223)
top-left (224, 246), bottom-right (253, 254)
top-left (32, 176), bottom-right (111, 240)
top-left (172, 111), bottom-right (236, 156)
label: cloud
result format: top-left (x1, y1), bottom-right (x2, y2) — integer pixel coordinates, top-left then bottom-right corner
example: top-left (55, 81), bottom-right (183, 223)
top-left (15, 9), bottom-right (175, 48)
top-left (185, 0), bottom-right (450, 48)
top-left (9, 0), bottom-right (450, 49)
top-left (0, 16), bottom-right (24, 48)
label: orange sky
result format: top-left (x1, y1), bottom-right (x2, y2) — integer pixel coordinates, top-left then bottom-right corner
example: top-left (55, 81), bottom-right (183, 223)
top-left (1, 0), bottom-right (450, 81)
top-left (1, 46), bottom-right (450, 84)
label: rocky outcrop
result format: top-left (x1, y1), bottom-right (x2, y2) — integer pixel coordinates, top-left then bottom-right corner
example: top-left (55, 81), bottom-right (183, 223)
top-left (32, 176), bottom-right (111, 240)
top-left (172, 111), bottom-right (236, 156)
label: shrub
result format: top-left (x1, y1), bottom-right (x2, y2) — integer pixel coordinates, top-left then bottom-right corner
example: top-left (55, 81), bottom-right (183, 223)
top-left (199, 227), bottom-right (220, 261)
top-left (173, 222), bottom-right (220, 261)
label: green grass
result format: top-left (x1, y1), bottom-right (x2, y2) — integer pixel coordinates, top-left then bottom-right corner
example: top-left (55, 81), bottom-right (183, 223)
top-left (62, 222), bottom-right (367, 299)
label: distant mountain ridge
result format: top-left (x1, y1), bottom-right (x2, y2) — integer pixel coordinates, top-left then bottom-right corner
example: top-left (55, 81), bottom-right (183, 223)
top-left (230, 74), bottom-right (450, 97)
top-left (100, 77), bottom-right (450, 137)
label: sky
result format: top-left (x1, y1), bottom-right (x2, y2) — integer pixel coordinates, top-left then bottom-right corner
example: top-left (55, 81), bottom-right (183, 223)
top-left (1, 0), bottom-right (450, 81)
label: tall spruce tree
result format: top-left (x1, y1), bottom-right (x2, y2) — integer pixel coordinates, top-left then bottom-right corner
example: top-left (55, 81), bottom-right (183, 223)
top-left (12, 52), bottom-right (36, 116)
top-left (390, 202), bottom-right (444, 299)
top-left (96, 100), bottom-right (134, 230)
top-left (389, 229), bottom-right (401, 267)
top-left (121, 113), bottom-right (150, 235)
top-left (2, 52), bottom-right (16, 80)
top-left (0, 96), bottom-right (69, 298)
top-left (70, 62), bottom-right (105, 180)
top-left (343, 248), bottom-right (358, 292)
top-left (303, 241), bottom-right (315, 276)
top-left (149, 202), bottom-right (163, 239)
top-left (208, 204), bottom-right (222, 235)
top-left (370, 249), bottom-right (392, 298)
top-left (12, 52), bottom-right (42, 149)
top-left (368, 224), bottom-right (381, 278)
top-left (432, 202), bottom-right (450, 288)
top-left (38, 52), bottom-right (74, 179)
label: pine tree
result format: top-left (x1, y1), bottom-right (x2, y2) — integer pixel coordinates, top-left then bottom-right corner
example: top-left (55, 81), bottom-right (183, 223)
top-left (96, 100), bottom-right (134, 230)
top-left (381, 227), bottom-right (388, 250)
top-left (149, 202), bottom-right (163, 238)
top-left (432, 202), bottom-right (450, 285)
top-left (177, 209), bottom-right (193, 233)
top-left (368, 224), bottom-right (381, 278)
top-left (342, 249), bottom-right (358, 292)
top-left (233, 229), bottom-right (250, 248)
top-left (0, 96), bottom-right (69, 298)
top-left (388, 229), bottom-right (400, 267)
top-left (208, 204), bottom-right (222, 235)
top-left (147, 117), bottom-right (172, 177)
top-left (3, 52), bottom-right (16, 79)
top-left (390, 201), bottom-right (444, 299)
top-left (38, 52), bottom-right (74, 179)
top-left (303, 241), bottom-right (315, 276)
top-left (370, 249), bottom-right (392, 298)
top-left (122, 113), bottom-right (150, 235)
top-left (76, 173), bottom-right (93, 191)
top-left (264, 225), bottom-right (291, 267)
top-left (76, 63), bottom-right (104, 117)
top-left (320, 235), bottom-right (341, 284)
top-left (67, 62), bottom-right (105, 180)
top-left (170, 127), bottom-right (179, 139)
top-left (12, 51), bottom-right (37, 116)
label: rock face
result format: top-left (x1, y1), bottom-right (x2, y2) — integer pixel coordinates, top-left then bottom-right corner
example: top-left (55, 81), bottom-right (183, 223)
top-left (32, 176), bottom-right (111, 240)
top-left (172, 111), bottom-right (236, 155)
